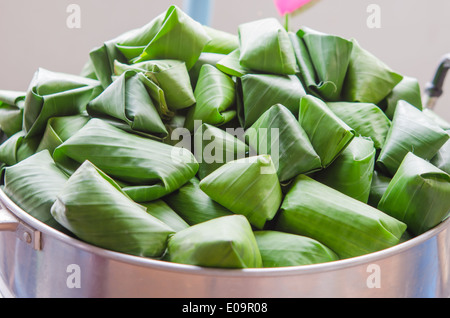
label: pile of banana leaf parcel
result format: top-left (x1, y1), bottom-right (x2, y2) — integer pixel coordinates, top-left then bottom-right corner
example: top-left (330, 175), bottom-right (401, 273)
top-left (1, 5), bottom-right (449, 269)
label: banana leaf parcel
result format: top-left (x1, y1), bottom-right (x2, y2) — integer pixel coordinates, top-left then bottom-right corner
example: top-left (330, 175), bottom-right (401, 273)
top-left (2, 150), bottom-right (69, 231)
top-left (0, 131), bottom-right (40, 167)
top-left (245, 104), bottom-right (321, 182)
top-left (87, 71), bottom-right (168, 139)
top-left (299, 95), bottom-right (355, 168)
top-left (254, 230), bottom-right (339, 268)
top-left (377, 100), bottom-right (449, 176)
top-left (0, 90), bottom-right (25, 137)
top-left (199, 155), bottom-right (282, 230)
top-left (141, 200), bottom-right (190, 232)
top-left (238, 17), bottom-right (298, 75)
top-left (166, 215), bottom-right (263, 269)
top-left (23, 68), bottom-right (102, 138)
top-left (184, 64), bottom-right (237, 132)
top-left (382, 76), bottom-right (423, 120)
top-left (53, 118), bottom-right (199, 202)
top-left (378, 152), bottom-right (450, 236)
top-left (296, 27), bottom-right (354, 102)
top-left (431, 136), bottom-right (450, 174)
top-left (276, 175), bottom-right (407, 259)
top-left (51, 160), bottom-right (175, 258)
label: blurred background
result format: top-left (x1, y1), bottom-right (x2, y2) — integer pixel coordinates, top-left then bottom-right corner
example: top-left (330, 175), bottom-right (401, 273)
top-left (0, 0), bottom-right (449, 120)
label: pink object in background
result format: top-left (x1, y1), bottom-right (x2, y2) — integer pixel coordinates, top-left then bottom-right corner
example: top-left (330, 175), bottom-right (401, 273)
top-left (274, 0), bottom-right (313, 15)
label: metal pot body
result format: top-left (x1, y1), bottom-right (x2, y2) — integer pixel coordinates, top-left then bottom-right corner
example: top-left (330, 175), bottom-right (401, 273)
top-left (0, 190), bottom-right (449, 298)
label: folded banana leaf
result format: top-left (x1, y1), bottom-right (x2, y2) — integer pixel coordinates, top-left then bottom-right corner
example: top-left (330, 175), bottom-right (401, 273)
top-left (367, 170), bottom-right (392, 208)
top-left (23, 68), bottom-right (102, 138)
top-left (238, 18), bottom-right (298, 75)
top-left (296, 27), bottom-right (354, 101)
top-left (0, 131), bottom-right (40, 166)
top-left (253, 230), bottom-right (339, 267)
top-left (199, 155), bottom-right (282, 229)
top-left (166, 214), bottom-right (263, 268)
top-left (163, 177), bottom-right (233, 226)
top-left (141, 200), bottom-right (189, 232)
top-left (86, 71), bottom-right (168, 138)
top-left (0, 90), bottom-right (25, 137)
top-left (184, 64), bottom-right (236, 132)
top-left (114, 59), bottom-right (196, 111)
top-left (245, 104), bottom-right (321, 182)
top-left (237, 73), bottom-right (307, 129)
top-left (383, 76), bottom-right (423, 119)
top-left (299, 95), bottom-right (355, 168)
top-left (327, 101), bottom-right (391, 150)
top-left (313, 136), bottom-right (376, 203)
top-left (431, 136), bottom-right (450, 174)
top-left (216, 49), bottom-right (252, 78)
top-left (202, 25), bottom-right (239, 55)
top-left (194, 123), bottom-right (248, 179)
top-left (378, 152), bottom-right (450, 236)
top-left (51, 160), bottom-right (175, 257)
top-left (276, 174), bottom-right (407, 259)
top-left (342, 39), bottom-right (403, 104)
top-left (2, 150), bottom-right (69, 231)
top-left (90, 5), bottom-right (210, 88)
top-left (377, 100), bottom-right (449, 176)
top-left (53, 118), bottom-right (199, 202)
top-left (36, 115), bottom-right (90, 154)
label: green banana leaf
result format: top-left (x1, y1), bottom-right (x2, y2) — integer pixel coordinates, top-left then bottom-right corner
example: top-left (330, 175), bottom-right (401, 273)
top-left (327, 101), bottom-right (391, 149)
top-left (313, 136), bottom-right (376, 203)
top-left (253, 231), bottom-right (339, 267)
top-left (53, 118), bottom-right (199, 202)
top-left (90, 5), bottom-right (210, 88)
top-left (377, 100), bottom-right (449, 176)
top-left (202, 25), bottom-right (239, 55)
top-left (166, 214), bottom-right (263, 269)
top-left (378, 152), bottom-right (450, 236)
top-left (194, 123), bottom-right (248, 179)
top-left (342, 39), bottom-right (403, 104)
top-left (2, 150), bottom-right (69, 231)
top-left (296, 27), bottom-right (354, 101)
top-left (114, 59), bottom-right (196, 111)
top-left (36, 115), bottom-right (90, 154)
top-left (87, 71), bottom-right (168, 138)
top-left (237, 73), bottom-right (307, 129)
top-left (367, 170), bottom-right (392, 208)
top-left (299, 95), bottom-right (355, 168)
top-left (184, 64), bottom-right (236, 132)
top-left (216, 49), bottom-right (252, 78)
top-left (276, 174), bottom-right (407, 259)
top-left (288, 32), bottom-right (317, 93)
top-left (0, 131), bottom-right (40, 166)
top-left (141, 200), bottom-right (189, 232)
top-left (0, 90), bottom-right (25, 137)
top-left (383, 76), bottom-right (423, 119)
top-left (23, 68), bottom-right (102, 138)
top-left (189, 52), bottom-right (226, 88)
top-left (238, 18), bottom-right (298, 75)
top-left (244, 104), bottom-right (321, 182)
top-left (51, 160), bottom-right (175, 257)
top-left (163, 177), bottom-right (233, 226)
top-left (431, 136), bottom-right (450, 174)
top-left (199, 155), bottom-right (282, 229)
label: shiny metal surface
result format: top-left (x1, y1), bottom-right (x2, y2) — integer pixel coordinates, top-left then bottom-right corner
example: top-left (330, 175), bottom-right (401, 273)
top-left (0, 189), bottom-right (449, 298)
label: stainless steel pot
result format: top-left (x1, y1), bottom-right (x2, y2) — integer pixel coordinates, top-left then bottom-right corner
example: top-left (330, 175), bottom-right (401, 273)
top-left (0, 188), bottom-right (449, 298)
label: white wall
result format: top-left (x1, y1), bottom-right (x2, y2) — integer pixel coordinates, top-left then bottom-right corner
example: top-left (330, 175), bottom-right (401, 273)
top-left (1, 0), bottom-right (449, 121)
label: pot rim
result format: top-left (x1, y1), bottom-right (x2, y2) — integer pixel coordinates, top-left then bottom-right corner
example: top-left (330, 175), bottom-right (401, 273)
top-left (1, 189), bottom-right (449, 278)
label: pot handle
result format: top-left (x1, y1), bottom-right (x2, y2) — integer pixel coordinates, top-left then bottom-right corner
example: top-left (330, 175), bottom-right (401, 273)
top-left (423, 53), bottom-right (450, 110)
top-left (0, 202), bottom-right (19, 232)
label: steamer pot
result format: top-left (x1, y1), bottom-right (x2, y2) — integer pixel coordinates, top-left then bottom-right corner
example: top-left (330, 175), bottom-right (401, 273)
top-left (0, 189), bottom-right (449, 298)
